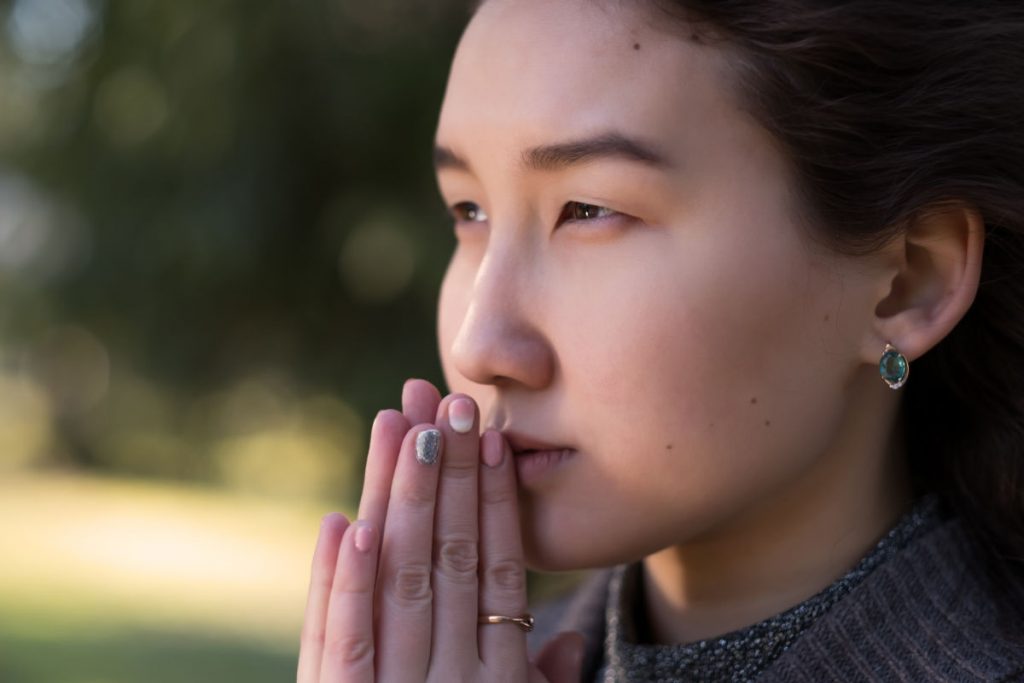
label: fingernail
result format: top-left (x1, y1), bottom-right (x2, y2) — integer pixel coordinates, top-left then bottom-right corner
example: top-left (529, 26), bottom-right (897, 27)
top-left (483, 430), bottom-right (503, 468)
top-left (416, 428), bottom-right (441, 465)
top-left (354, 522), bottom-right (376, 553)
top-left (449, 397), bottom-right (475, 434)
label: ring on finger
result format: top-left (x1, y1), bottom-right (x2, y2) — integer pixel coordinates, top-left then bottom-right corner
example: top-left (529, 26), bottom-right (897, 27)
top-left (478, 613), bottom-right (535, 632)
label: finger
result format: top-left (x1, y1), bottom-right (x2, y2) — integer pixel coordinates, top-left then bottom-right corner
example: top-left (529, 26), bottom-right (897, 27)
top-left (534, 631), bottom-right (585, 683)
top-left (477, 430), bottom-right (529, 670)
top-left (354, 408), bottom-right (410, 658)
top-left (320, 520), bottom-right (380, 683)
top-left (375, 423), bottom-right (444, 683)
top-left (402, 378), bottom-right (443, 427)
top-left (430, 393), bottom-right (482, 665)
top-left (357, 409), bottom-right (409, 532)
top-left (297, 513), bottom-right (349, 683)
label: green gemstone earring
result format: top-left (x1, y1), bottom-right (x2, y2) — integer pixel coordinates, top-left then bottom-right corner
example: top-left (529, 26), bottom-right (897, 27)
top-left (879, 342), bottom-right (909, 390)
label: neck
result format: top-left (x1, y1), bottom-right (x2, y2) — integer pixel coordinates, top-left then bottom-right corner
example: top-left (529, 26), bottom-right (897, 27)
top-left (641, 384), bottom-right (913, 645)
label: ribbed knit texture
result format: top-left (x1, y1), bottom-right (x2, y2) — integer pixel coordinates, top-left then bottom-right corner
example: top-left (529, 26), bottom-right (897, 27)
top-left (527, 499), bottom-right (1024, 682)
top-left (594, 493), bottom-right (945, 682)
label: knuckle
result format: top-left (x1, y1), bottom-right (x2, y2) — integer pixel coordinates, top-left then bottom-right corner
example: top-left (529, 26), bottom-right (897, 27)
top-left (390, 562), bottom-right (433, 607)
top-left (435, 671), bottom-right (475, 683)
top-left (436, 536), bottom-right (479, 580)
top-left (330, 584), bottom-right (371, 600)
top-left (442, 458), bottom-right (478, 478)
top-left (482, 480), bottom-right (516, 506)
top-left (484, 559), bottom-right (525, 593)
top-left (395, 479), bottom-right (435, 510)
top-left (325, 634), bottom-right (374, 664)
top-left (480, 668), bottom-right (518, 683)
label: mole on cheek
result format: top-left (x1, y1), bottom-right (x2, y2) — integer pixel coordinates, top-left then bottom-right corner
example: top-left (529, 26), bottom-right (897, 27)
top-left (765, 420), bottom-right (771, 427)
top-left (823, 313), bottom-right (831, 322)
top-left (666, 443), bottom-right (673, 450)
top-left (750, 397), bottom-right (758, 405)
top-left (633, 42), bottom-right (641, 50)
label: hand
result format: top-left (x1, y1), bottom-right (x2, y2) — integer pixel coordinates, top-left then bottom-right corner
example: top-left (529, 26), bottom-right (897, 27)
top-left (296, 378), bottom-right (584, 682)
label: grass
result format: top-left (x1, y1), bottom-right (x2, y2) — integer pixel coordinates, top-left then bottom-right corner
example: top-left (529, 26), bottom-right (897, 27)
top-left (0, 470), bottom-right (340, 683)
top-left (0, 614), bottom-right (298, 683)
top-left (0, 469), bottom-right (589, 682)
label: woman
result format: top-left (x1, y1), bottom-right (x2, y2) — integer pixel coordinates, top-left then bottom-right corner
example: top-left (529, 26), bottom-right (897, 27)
top-left (297, 0), bottom-right (1024, 680)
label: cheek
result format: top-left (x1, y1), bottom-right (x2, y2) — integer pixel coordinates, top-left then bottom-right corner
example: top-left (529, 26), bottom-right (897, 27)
top-left (537, 227), bottom-right (853, 559)
top-left (562, 227), bottom-right (820, 437)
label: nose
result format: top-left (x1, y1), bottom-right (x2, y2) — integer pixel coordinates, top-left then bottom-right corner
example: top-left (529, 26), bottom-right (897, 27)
top-left (448, 245), bottom-right (555, 390)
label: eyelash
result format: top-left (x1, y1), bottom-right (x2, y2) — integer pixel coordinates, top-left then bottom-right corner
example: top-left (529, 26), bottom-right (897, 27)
top-left (448, 201), bottom-right (621, 227)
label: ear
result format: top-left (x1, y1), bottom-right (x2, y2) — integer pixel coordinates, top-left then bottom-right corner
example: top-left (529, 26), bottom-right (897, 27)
top-left (867, 202), bottom-right (985, 365)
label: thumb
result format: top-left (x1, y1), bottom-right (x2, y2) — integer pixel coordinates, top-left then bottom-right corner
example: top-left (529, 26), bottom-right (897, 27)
top-left (534, 630), bottom-right (585, 683)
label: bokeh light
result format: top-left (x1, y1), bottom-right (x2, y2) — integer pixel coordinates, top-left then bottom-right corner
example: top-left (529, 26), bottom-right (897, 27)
top-left (338, 208), bottom-right (418, 304)
top-left (0, 171), bottom-right (91, 282)
top-left (92, 65), bottom-right (169, 148)
top-left (6, 0), bottom-right (99, 66)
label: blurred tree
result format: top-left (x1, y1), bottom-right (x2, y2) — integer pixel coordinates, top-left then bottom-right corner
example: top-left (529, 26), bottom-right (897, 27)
top-left (0, 0), bottom-right (469, 505)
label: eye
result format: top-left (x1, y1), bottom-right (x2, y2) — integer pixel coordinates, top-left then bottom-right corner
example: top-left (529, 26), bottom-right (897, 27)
top-left (559, 201), bottom-right (619, 225)
top-left (449, 201), bottom-right (489, 223)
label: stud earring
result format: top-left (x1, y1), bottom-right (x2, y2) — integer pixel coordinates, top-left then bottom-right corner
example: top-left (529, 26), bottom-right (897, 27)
top-left (879, 342), bottom-right (909, 390)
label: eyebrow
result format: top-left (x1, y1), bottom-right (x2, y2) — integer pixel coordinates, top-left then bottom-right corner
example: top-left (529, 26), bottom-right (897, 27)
top-left (433, 132), bottom-right (673, 174)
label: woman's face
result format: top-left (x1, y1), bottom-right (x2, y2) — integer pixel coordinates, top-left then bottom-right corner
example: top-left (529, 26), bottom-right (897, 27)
top-left (434, 0), bottom-right (885, 570)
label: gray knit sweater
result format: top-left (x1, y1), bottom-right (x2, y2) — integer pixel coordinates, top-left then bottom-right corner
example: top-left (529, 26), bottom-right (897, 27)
top-left (527, 497), bottom-right (1024, 682)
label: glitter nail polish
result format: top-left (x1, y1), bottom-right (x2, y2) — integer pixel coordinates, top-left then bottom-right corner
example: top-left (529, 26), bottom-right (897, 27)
top-left (416, 428), bottom-right (441, 465)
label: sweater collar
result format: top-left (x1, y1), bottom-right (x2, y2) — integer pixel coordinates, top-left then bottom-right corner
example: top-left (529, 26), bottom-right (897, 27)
top-left (597, 493), bottom-right (946, 681)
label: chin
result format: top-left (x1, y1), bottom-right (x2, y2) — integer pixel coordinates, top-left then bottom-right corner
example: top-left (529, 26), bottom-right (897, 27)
top-left (521, 525), bottom-right (644, 573)
top-left (521, 524), bottom-right (584, 572)
top-left (519, 500), bottom-right (645, 572)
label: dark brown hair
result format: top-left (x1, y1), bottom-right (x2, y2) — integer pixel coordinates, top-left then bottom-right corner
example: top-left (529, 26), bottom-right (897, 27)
top-left (469, 0), bottom-right (1024, 600)
top-left (644, 0), bottom-right (1024, 599)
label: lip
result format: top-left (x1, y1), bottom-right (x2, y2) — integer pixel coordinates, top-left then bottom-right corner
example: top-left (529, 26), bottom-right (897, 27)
top-left (512, 448), bottom-right (575, 487)
top-left (494, 429), bottom-right (577, 488)
top-left (499, 429), bottom-right (574, 456)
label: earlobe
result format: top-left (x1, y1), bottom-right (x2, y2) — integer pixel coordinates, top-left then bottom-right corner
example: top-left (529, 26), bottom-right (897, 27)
top-left (867, 202), bottom-right (986, 367)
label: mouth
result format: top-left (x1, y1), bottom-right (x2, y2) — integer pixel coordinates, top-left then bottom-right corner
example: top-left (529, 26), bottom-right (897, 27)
top-left (500, 429), bottom-right (575, 457)
top-left (512, 447), bottom-right (575, 458)
top-left (498, 430), bottom-right (577, 486)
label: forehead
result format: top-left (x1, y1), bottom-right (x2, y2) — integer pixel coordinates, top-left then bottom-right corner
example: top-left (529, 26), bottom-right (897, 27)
top-left (435, 0), bottom-right (740, 156)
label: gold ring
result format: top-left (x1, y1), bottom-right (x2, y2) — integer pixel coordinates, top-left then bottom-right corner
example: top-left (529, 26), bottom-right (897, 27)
top-left (478, 613), bottom-right (535, 632)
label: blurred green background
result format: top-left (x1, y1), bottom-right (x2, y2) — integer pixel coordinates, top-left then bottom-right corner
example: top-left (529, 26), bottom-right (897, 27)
top-left (0, 0), bottom-right (548, 680)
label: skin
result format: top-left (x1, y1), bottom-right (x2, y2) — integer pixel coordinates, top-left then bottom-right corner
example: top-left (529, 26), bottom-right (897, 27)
top-left (297, 389), bottom-right (582, 681)
top-left (298, 0), bottom-right (985, 678)
top-left (434, 0), bottom-right (983, 643)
